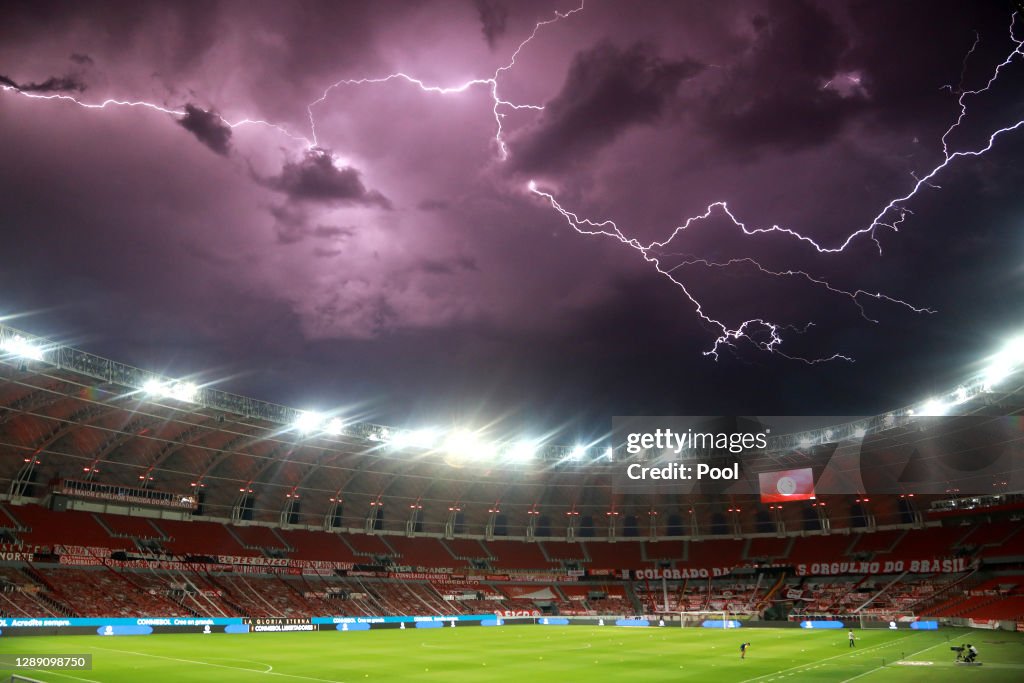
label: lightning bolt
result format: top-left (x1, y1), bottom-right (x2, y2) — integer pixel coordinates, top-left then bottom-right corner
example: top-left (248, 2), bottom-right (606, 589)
top-left (306, 0), bottom-right (587, 157)
top-left (1, 1), bottom-right (587, 160)
top-left (659, 256), bottom-right (935, 324)
top-left (2, 3), bottom-right (1022, 365)
top-left (527, 182), bottom-right (858, 363)
top-left (529, 11), bottom-right (1024, 361)
top-left (0, 86), bottom-right (314, 147)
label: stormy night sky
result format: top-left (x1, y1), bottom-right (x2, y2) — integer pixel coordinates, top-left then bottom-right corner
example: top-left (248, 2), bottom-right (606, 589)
top-left (1, 0), bottom-right (1023, 440)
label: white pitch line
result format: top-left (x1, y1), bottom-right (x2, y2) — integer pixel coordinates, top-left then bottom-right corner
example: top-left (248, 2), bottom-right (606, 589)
top-left (205, 657), bottom-right (275, 673)
top-left (837, 638), bottom-right (951, 683)
top-left (90, 646), bottom-right (339, 683)
top-left (737, 633), bottom-right (919, 683)
top-left (21, 669), bottom-right (102, 683)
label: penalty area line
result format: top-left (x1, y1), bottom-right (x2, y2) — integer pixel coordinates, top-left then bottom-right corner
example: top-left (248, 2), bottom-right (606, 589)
top-left (838, 638), bottom-right (952, 683)
top-left (737, 632), bottom-right (920, 683)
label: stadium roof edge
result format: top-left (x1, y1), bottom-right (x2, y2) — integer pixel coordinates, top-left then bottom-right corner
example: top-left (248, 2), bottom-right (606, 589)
top-left (2, 322), bottom-right (1022, 464)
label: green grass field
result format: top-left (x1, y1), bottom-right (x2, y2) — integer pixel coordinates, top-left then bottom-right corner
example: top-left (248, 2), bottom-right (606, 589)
top-left (1, 627), bottom-right (1023, 682)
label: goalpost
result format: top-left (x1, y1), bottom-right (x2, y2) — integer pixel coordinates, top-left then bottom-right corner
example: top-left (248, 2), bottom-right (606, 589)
top-left (678, 610), bottom-right (732, 628)
top-left (858, 613), bottom-right (909, 630)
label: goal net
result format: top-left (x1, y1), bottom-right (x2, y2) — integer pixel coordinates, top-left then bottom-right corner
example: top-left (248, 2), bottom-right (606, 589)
top-left (859, 613), bottom-right (911, 630)
top-left (679, 610), bottom-right (732, 628)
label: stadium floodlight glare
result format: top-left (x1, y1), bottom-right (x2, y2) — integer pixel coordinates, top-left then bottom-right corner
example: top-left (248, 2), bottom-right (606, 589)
top-left (409, 428), bottom-right (441, 449)
top-left (569, 445), bottom-right (587, 461)
top-left (294, 411), bottom-right (324, 434)
top-left (506, 440), bottom-right (539, 462)
top-left (953, 385), bottom-right (969, 405)
top-left (390, 428), bottom-right (441, 450)
top-left (444, 429), bottom-right (495, 461)
top-left (323, 417), bottom-right (344, 436)
top-left (854, 427), bottom-right (866, 438)
top-left (142, 378), bottom-right (198, 403)
top-left (798, 437), bottom-right (813, 449)
top-left (1, 334), bottom-right (44, 361)
top-left (167, 381), bottom-right (198, 403)
top-left (605, 447), bottom-right (614, 461)
top-left (982, 336), bottom-right (1024, 390)
top-left (919, 398), bottom-right (949, 416)
top-left (142, 378), bottom-right (165, 395)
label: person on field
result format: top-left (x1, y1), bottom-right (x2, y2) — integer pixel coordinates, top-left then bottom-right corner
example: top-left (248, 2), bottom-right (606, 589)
top-left (848, 630), bottom-right (856, 648)
top-left (740, 642), bottom-right (751, 659)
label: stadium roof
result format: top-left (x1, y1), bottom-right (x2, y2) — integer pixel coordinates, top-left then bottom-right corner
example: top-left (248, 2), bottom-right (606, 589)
top-left (2, 322), bottom-right (1023, 531)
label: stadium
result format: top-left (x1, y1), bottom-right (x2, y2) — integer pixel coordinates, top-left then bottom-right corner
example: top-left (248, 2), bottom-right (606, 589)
top-left (4, 0), bottom-right (1024, 681)
top-left (1, 326), bottom-right (1023, 679)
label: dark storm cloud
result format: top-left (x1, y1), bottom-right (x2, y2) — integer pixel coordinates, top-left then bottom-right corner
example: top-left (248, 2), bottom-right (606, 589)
top-left (1, 0), bottom-right (1022, 434)
top-left (844, 0), bottom-right (1011, 131)
top-left (313, 247), bottom-right (342, 258)
top-left (270, 204), bottom-right (310, 245)
top-left (474, 0), bottom-right (508, 49)
top-left (696, 0), bottom-right (860, 153)
top-left (0, 72), bottom-right (84, 93)
top-left (176, 104), bottom-right (232, 156)
top-left (417, 199), bottom-right (451, 211)
top-left (270, 204), bottom-right (357, 245)
top-left (312, 225), bottom-right (356, 239)
top-left (509, 41), bottom-right (705, 172)
top-left (265, 151), bottom-right (391, 208)
top-left (69, 53), bottom-right (93, 66)
top-left (418, 256), bottom-right (479, 276)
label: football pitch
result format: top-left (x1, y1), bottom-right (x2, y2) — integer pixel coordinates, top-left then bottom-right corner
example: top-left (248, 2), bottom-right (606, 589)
top-left (2, 627), bottom-right (1023, 682)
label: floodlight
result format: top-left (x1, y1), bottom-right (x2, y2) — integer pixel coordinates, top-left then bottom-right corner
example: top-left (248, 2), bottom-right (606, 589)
top-left (391, 428), bottom-right (440, 450)
top-left (143, 378), bottom-right (198, 403)
top-left (605, 447), bottom-right (614, 461)
top-left (853, 428), bottom-right (866, 438)
top-left (444, 430), bottom-right (494, 460)
top-left (294, 411), bottom-right (324, 434)
top-left (506, 440), bottom-right (539, 462)
top-left (323, 418), bottom-right (344, 436)
top-left (798, 437), bottom-right (813, 449)
top-left (568, 445), bottom-right (586, 461)
top-left (983, 362), bottom-right (1013, 390)
top-left (919, 398), bottom-right (948, 416)
top-left (982, 336), bottom-right (1024, 390)
top-left (169, 381), bottom-right (198, 403)
top-left (1, 334), bottom-right (44, 361)
top-left (411, 428), bottom-right (441, 449)
top-left (143, 379), bottom-right (166, 395)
